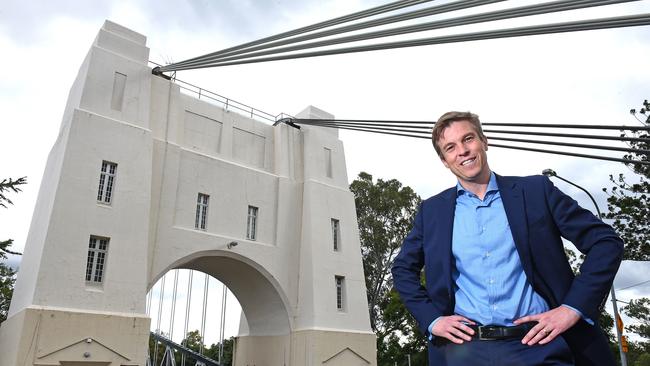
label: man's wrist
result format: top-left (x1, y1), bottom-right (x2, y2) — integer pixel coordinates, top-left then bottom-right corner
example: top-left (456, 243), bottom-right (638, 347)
top-left (428, 316), bottom-right (443, 340)
top-left (561, 304), bottom-right (594, 325)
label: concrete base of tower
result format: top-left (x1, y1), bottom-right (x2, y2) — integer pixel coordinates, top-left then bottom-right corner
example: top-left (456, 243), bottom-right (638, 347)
top-left (233, 329), bottom-right (377, 366)
top-left (0, 306), bottom-right (150, 366)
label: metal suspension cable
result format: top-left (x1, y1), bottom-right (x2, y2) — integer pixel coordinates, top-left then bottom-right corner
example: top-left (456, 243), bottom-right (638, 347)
top-left (483, 128), bottom-right (649, 143)
top-left (616, 278), bottom-right (650, 291)
top-left (154, 274), bottom-right (166, 366)
top-left (181, 270), bottom-right (194, 366)
top-left (166, 0), bottom-right (504, 70)
top-left (302, 122), bottom-right (650, 143)
top-left (293, 118), bottom-right (650, 131)
top-left (175, 0), bottom-right (634, 70)
top-left (291, 122), bottom-right (649, 165)
top-left (219, 284), bottom-right (227, 364)
top-left (200, 274), bottom-right (209, 355)
top-left (490, 142), bottom-right (650, 165)
top-left (297, 119), bottom-right (650, 143)
top-left (173, 13), bottom-right (650, 69)
top-left (169, 269), bottom-right (179, 341)
top-left (488, 136), bottom-right (650, 155)
top-left (146, 288), bottom-right (153, 315)
top-left (159, 0), bottom-right (433, 71)
top-left (298, 120), bottom-right (650, 154)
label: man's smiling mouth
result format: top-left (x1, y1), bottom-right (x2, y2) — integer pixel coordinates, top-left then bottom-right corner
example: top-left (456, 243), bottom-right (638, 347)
top-left (461, 158), bottom-right (476, 166)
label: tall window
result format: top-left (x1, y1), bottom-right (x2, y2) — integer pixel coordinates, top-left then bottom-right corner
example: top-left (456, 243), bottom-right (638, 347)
top-left (97, 161), bottom-right (117, 204)
top-left (247, 206), bottom-right (259, 240)
top-left (335, 275), bottom-right (345, 311)
top-left (331, 218), bottom-right (340, 251)
top-left (195, 193), bottom-right (209, 230)
top-left (86, 236), bottom-right (109, 284)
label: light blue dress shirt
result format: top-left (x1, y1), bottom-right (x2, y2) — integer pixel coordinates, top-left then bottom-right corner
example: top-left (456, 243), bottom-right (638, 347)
top-left (451, 173), bottom-right (549, 326)
top-left (426, 173), bottom-right (590, 337)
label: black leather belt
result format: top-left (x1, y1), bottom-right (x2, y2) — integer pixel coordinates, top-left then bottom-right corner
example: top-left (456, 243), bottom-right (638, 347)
top-left (469, 322), bottom-right (537, 341)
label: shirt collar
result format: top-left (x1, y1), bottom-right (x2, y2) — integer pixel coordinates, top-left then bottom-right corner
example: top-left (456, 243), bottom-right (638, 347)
top-left (456, 172), bottom-right (499, 197)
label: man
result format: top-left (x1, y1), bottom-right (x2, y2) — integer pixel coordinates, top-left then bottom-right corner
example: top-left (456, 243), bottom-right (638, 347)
top-left (392, 111), bottom-right (623, 366)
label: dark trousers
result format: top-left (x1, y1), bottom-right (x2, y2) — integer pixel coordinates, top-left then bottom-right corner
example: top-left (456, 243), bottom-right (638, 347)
top-left (443, 336), bottom-right (574, 366)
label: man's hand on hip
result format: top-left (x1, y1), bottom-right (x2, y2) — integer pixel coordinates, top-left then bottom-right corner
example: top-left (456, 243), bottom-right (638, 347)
top-left (514, 306), bottom-right (580, 346)
top-left (431, 315), bottom-right (476, 344)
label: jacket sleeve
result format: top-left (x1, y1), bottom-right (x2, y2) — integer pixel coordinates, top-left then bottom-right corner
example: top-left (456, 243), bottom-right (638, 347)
top-left (542, 176), bottom-right (624, 319)
top-left (391, 203), bottom-right (441, 336)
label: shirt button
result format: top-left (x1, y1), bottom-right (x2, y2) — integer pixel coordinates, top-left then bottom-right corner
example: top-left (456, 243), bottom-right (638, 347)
top-left (485, 252), bottom-right (491, 257)
top-left (489, 279), bottom-right (495, 284)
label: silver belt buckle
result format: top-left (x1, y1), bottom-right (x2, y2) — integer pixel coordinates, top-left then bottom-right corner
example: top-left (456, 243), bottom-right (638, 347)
top-left (477, 325), bottom-right (498, 340)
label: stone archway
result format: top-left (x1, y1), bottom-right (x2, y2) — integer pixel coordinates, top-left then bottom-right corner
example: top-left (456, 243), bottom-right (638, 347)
top-left (152, 251), bottom-right (292, 337)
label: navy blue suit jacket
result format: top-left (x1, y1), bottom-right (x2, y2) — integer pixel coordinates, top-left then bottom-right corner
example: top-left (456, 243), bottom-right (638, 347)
top-left (392, 174), bottom-right (623, 365)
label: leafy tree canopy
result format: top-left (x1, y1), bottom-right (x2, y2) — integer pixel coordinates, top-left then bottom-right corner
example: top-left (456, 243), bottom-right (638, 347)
top-left (350, 172), bottom-right (423, 365)
top-left (603, 100), bottom-right (649, 260)
top-left (0, 176), bottom-right (25, 323)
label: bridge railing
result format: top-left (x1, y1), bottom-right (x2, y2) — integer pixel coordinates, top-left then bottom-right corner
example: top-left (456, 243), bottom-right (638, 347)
top-left (149, 61), bottom-right (289, 125)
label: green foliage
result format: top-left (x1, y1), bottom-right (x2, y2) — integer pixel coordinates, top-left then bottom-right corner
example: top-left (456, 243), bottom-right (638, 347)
top-left (204, 338), bottom-right (234, 365)
top-left (622, 298), bottom-right (650, 342)
top-left (0, 176), bottom-right (27, 209)
top-left (349, 172), bottom-right (423, 365)
top-left (182, 329), bottom-right (204, 352)
top-left (0, 263), bottom-right (16, 323)
top-left (633, 352), bottom-right (650, 366)
top-left (603, 100), bottom-right (649, 260)
top-left (0, 176), bottom-right (25, 324)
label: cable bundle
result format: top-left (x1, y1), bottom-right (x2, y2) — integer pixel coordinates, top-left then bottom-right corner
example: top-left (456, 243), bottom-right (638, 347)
top-left (157, 0), bottom-right (649, 72)
top-left (288, 117), bottom-right (650, 166)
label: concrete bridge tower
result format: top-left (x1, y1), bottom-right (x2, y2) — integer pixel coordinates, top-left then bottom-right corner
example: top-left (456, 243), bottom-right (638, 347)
top-left (0, 21), bottom-right (376, 366)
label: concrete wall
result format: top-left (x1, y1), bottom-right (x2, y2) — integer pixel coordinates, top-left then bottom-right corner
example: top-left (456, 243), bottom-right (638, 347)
top-left (0, 20), bottom-right (376, 366)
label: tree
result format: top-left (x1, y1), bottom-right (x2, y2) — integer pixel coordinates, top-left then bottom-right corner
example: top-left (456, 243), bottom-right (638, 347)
top-left (601, 100), bottom-right (650, 364)
top-left (0, 176), bottom-right (26, 323)
top-left (350, 172), bottom-right (422, 365)
top-left (0, 264), bottom-right (15, 323)
top-left (603, 100), bottom-right (650, 260)
top-left (622, 298), bottom-right (650, 342)
top-left (618, 298), bottom-right (650, 366)
top-left (205, 337), bottom-right (234, 366)
top-left (181, 329), bottom-right (204, 353)
top-left (1, 177), bottom-right (26, 257)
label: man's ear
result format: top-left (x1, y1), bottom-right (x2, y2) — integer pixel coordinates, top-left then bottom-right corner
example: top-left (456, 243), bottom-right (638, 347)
top-left (482, 136), bottom-right (489, 151)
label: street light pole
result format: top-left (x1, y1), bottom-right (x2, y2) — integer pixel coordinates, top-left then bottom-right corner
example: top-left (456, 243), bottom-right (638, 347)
top-left (542, 169), bottom-right (627, 366)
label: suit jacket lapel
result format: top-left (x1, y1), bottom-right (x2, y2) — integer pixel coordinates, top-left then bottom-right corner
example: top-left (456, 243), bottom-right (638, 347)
top-left (435, 187), bottom-right (457, 301)
top-left (496, 175), bottom-right (535, 284)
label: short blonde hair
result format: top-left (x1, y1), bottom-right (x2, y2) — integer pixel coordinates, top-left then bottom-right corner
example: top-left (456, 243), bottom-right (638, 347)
top-left (431, 111), bottom-right (486, 157)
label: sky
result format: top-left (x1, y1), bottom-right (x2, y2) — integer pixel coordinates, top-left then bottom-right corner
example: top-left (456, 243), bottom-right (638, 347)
top-left (1, 0), bottom-right (649, 345)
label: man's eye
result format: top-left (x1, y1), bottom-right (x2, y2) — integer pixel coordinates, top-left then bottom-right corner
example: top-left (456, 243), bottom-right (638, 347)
top-left (464, 136), bottom-right (474, 142)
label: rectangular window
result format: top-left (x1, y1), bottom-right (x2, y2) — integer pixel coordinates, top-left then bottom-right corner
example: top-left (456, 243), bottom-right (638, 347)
top-left (247, 206), bottom-right (259, 240)
top-left (335, 275), bottom-right (345, 311)
top-left (331, 218), bottom-right (340, 251)
top-left (86, 236), bottom-right (109, 284)
top-left (195, 193), bottom-right (209, 230)
top-left (97, 161), bottom-right (117, 204)
top-left (324, 147), bottom-right (333, 178)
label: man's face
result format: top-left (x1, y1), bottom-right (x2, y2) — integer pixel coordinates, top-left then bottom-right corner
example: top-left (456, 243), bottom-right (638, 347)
top-left (437, 120), bottom-right (490, 185)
